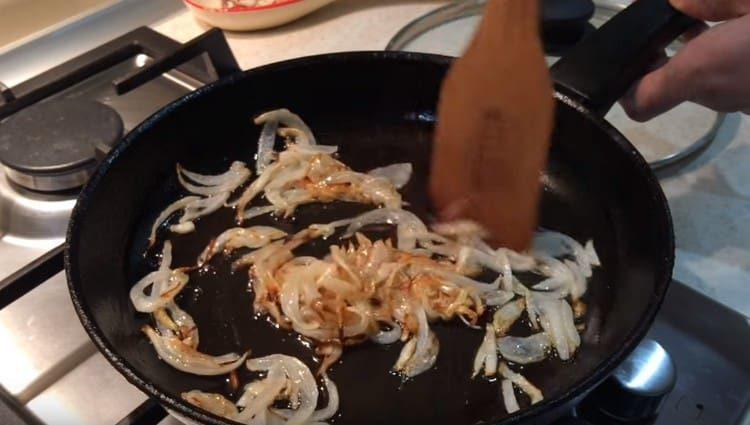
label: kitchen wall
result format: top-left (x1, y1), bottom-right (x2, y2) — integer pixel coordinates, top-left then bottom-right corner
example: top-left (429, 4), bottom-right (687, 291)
top-left (0, 0), bottom-right (115, 49)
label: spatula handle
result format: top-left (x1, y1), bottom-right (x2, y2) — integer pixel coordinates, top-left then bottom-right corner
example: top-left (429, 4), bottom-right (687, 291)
top-left (550, 0), bottom-right (699, 116)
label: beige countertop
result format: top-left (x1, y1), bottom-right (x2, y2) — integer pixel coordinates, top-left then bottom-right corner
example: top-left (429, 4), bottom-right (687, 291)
top-left (153, 2), bottom-right (750, 318)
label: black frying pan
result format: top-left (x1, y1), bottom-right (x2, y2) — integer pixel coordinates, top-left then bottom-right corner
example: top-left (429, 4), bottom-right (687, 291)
top-left (65, 1), bottom-right (691, 424)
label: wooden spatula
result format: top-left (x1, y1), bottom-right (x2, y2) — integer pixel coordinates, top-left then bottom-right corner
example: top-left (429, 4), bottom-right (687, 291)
top-left (430, 0), bottom-right (555, 250)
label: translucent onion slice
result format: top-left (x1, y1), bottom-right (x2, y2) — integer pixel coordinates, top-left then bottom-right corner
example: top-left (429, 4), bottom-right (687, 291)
top-left (183, 391), bottom-right (239, 418)
top-left (498, 362), bottom-right (543, 404)
top-left (324, 171), bottom-right (403, 210)
top-left (367, 163), bottom-right (413, 189)
top-left (257, 119), bottom-right (279, 174)
top-left (472, 323), bottom-right (497, 377)
top-left (248, 354), bottom-right (319, 425)
top-left (198, 226), bottom-right (287, 265)
top-left (564, 259), bottom-right (587, 301)
top-left (483, 290), bottom-right (515, 307)
top-left (397, 307), bottom-right (439, 377)
top-left (243, 205), bottom-right (278, 220)
top-left (343, 208), bottom-right (427, 249)
top-left (235, 367), bottom-right (287, 424)
top-left (497, 332), bottom-right (550, 365)
top-left (288, 141), bottom-right (338, 155)
top-left (143, 325), bottom-right (247, 375)
top-left (177, 161), bottom-right (250, 196)
top-left (533, 230), bottom-right (598, 278)
top-left (371, 322), bottom-right (402, 345)
top-left (310, 374), bottom-right (339, 421)
top-left (492, 298), bottom-right (525, 335)
top-left (255, 109), bottom-right (316, 145)
top-left (130, 242), bottom-right (188, 313)
top-left (501, 380), bottom-right (520, 414)
top-left (148, 196), bottom-right (201, 245)
top-left (154, 301), bottom-right (199, 348)
top-left (393, 338), bottom-right (417, 372)
top-left (534, 297), bottom-right (580, 361)
top-left (180, 192), bottom-right (230, 223)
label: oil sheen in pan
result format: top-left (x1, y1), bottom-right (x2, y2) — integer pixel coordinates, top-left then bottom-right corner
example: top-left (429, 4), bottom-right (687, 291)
top-left (127, 123), bottom-right (610, 425)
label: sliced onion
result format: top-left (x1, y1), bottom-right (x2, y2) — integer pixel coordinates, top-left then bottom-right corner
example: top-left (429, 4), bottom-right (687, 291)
top-left (155, 301), bottom-right (199, 348)
top-left (483, 290), bottom-right (515, 307)
top-left (182, 390), bottom-right (239, 418)
top-left (234, 161), bottom-right (280, 219)
top-left (169, 222), bottom-right (195, 234)
top-left (199, 226), bottom-right (287, 265)
top-left (257, 119), bottom-right (279, 174)
top-left (143, 325), bottom-right (247, 375)
top-left (310, 374), bottom-right (339, 421)
top-left (315, 342), bottom-right (342, 376)
top-left (497, 332), bottom-right (550, 365)
top-left (533, 230), bottom-right (597, 278)
top-left (564, 259), bottom-right (587, 301)
top-left (371, 322), bottom-right (402, 345)
top-left (498, 362), bottom-right (543, 404)
top-left (180, 192), bottom-right (230, 223)
top-left (248, 354), bottom-right (319, 425)
top-left (398, 307), bottom-right (439, 377)
top-left (255, 109), bottom-right (316, 145)
top-left (343, 208), bottom-right (427, 250)
top-left (501, 380), bottom-right (520, 414)
top-left (367, 163), bottom-right (413, 189)
top-left (472, 323), bottom-right (497, 377)
top-left (534, 297), bottom-right (580, 361)
top-left (492, 298), bottom-right (525, 335)
top-left (426, 267), bottom-right (500, 294)
top-left (177, 161), bottom-right (250, 196)
top-left (289, 142), bottom-right (338, 155)
top-left (235, 367), bottom-right (287, 423)
top-left (585, 240), bottom-right (601, 266)
top-left (243, 205), bottom-right (278, 220)
top-left (325, 171), bottom-right (403, 210)
top-left (393, 338), bottom-right (416, 372)
top-left (148, 196), bottom-right (201, 245)
top-left (130, 242), bottom-right (189, 313)
top-left (497, 248), bottom-right (537, 272)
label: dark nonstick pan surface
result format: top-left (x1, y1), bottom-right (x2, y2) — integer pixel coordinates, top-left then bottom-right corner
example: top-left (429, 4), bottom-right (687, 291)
top-left (66, 51), bottom-right (673, 425)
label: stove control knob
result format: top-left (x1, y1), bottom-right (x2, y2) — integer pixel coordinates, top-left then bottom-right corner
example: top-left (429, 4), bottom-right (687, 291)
top-left (581, 339), bottom-right (676, 422)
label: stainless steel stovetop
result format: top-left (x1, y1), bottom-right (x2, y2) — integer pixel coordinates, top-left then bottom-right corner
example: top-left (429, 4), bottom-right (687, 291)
top-left (0, 11), bottom-right (748, 425)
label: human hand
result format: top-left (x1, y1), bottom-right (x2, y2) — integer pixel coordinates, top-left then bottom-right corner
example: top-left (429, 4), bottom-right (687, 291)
top-left (620, 0), bottom-right (750, 121)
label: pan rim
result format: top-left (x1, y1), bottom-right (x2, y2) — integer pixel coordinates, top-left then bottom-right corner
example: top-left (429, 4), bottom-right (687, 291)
top-left (65, 50), bottom-right (674, 425)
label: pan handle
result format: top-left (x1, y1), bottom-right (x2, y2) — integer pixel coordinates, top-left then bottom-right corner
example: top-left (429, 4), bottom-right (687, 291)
top-left (550, 0), bottom-right (699, 116)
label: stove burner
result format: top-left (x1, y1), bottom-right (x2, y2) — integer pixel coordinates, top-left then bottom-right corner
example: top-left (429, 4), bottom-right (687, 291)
top-left (0, 99), bottom-right (123, 192)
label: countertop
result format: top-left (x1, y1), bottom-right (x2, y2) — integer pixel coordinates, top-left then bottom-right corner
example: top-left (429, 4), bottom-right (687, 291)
top-left (153, 1), bottom-right (750, 318)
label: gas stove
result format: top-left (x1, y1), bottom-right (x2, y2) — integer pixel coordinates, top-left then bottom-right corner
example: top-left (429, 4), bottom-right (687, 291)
top-left (0, 11), bottom-right (748, 425)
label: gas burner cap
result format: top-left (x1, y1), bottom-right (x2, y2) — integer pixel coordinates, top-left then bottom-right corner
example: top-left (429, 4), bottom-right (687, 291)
top-left (0, 99), bottom-right (123, 192)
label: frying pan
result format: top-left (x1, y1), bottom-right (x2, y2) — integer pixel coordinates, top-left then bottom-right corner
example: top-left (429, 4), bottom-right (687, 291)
top-left (65, 0), bottom-right (692, 424)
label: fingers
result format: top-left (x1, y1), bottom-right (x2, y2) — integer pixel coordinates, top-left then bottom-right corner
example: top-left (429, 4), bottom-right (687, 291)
top-left (620, 57), bottom-right (693, 122)
top-left (623, 14), bottom-right (750, 120)
top-left (670, 0), bottom-right (750, 21)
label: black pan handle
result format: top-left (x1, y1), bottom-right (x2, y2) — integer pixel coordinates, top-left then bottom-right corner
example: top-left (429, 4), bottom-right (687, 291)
top-left (550, 0), bottom-right (699, 116)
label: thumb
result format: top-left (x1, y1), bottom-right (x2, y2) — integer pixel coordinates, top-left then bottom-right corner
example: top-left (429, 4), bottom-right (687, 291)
top-left (620, 59), bottom-right (693, 122)
top-left (670, 0), bottom-right (750, 21)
